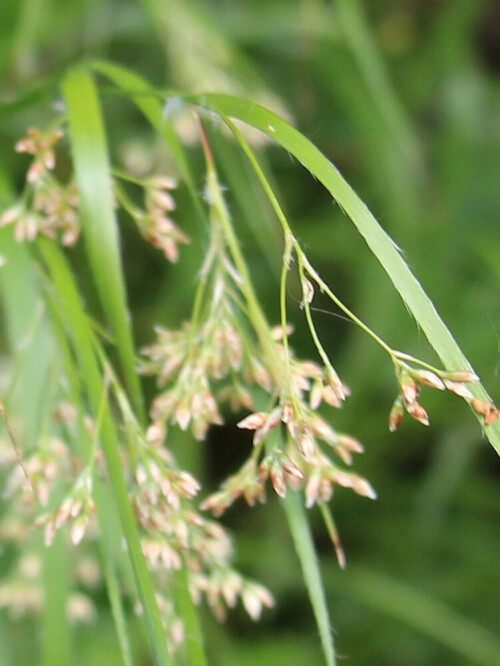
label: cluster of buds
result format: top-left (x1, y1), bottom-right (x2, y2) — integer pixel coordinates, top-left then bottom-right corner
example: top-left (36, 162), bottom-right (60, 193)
top-left (200, 458), bottom-right (267, 516)
top-left (34, 470), bottom-right (96, 547)
top-left (150, 368), bottom-right (223, 441)
top-left (132, 176), bottom-right (189, 262)
top-left (15, 126), bottom-right (63, 183)
top-left (189, 567), bottom-right (274, 622)
top-left (286, 357), bottom-right (348, 410)
top-left (133, 449), bottom-right (201, 524)
top-left (0, 127), bottom-right (81, 246)
top-left (141, 316), bottom-right (244, 387)
top-left (141, 309), bottom-right (252, 440)
top-left (0, 432), bottom-right (100, 627)
top-left (238, 400), bottom-right (364, 466)
top-left (201, 394), bottom-right (374, 517)
top-left (129, 437), bottom-right (274, 629)
top-left (3, 437), bottom-right (75, 508)
top-left (389, 363), bottom-right (499, 430)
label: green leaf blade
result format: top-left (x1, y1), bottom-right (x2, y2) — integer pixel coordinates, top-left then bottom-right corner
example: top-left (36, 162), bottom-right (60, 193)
top-left (62, 67), bottom-right (145, 423)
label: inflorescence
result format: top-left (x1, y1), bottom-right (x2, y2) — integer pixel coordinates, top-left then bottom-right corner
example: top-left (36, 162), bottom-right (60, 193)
top-left (1, 119), bottom-right (497, 650)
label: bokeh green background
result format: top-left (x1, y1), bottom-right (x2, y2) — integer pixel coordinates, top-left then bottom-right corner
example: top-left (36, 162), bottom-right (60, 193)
top-left (1, 1), bottom-right (500, 664)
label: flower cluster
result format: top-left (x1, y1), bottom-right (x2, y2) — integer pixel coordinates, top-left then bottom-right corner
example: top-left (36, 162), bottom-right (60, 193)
top-left (2, 125), bottom-right (191, 263)
top-left (0, 434), bottom-right (99, 624)
top-left (127, 176), bottom-right (189, 262)
top-left (129, 429), bottom-right (274, 630)
top-left (140, 288), bottom-right (255, 441)
top-left (389, 362), bottom-right (499, 430)
top-left (35, 469), bottom-right (96, 547)
top-left (0, 127), bottom-right (80, 245)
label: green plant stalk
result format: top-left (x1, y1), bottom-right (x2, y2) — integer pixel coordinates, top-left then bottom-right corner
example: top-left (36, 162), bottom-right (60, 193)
top-left (200, 121), bottom-right (337, 666)
top-left (282, 491), bottom-right (336, 666)
top-left (279, 233), bottom-right (294, 394)
top-left (198, 122), bottom-right (283, 385)
top-left (223, 117), bottom-right (396, 359)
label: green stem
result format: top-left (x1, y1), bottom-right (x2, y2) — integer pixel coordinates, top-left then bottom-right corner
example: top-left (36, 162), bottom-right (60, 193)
top-left (279, 234), bottom-right (294, 393)
top-left (223, 116), bottom-right (396, 362)
top-left (198, 120), bottom-right (284, 387)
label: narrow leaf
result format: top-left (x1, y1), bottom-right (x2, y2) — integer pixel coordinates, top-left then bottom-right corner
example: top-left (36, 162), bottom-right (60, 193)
top-left (61, 67), bottom-right (145, 422)
top-left (282, 491), bottom-right (336, 666)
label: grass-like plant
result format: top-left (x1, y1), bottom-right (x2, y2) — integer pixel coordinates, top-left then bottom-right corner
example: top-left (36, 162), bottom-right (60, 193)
top-left (1, 2), bottom-right (500, 665)
top-left (0, 60), bottom-right (499, 666)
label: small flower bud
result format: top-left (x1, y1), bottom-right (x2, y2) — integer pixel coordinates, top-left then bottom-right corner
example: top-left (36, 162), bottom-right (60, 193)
top-left (296, 428), bottom-right (315, 460)
top-left (443, 370), bottom-right (479, 383)
top-left (414, 370), bottom-right (445, 391)
top-left (281, 456), bottom-right (304, 481)
top-left (400, 375), bottom-right (419, 406)
top-left (472, 398), bottom-right (500, 425)
top-left (388, 395), bottom-right (405, 432)
top-left (324, 366), bottom-right (346, 401)
top-left (238, 412), bottom-right (267, 431)
top-left (270, 465), bottom-right (287, 498)
top-left (146, 422), bottom-right (166, 445)
top-left (485, 408), bottom-right (500, 425)
top-left (443, 380), bottom-right (473, 399)
top-left (301, 278), bottom-right (314, 304)
top-left (406, 400), bottom-right (430, 426)
top-left (352, 476), bottom-right (377, 500)
top-left (70, 516), bottom-right (88, 545)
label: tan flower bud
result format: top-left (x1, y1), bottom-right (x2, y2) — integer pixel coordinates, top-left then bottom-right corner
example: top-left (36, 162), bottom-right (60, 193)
top-left (146, 422), bottom-right (166, 445)
top-left (388, 395), bottom-right (405, 432)
top-left (335, 446), bottom-right (353, 466)
top-left (175, 404), bottom-right (191, 431)
top-left (401, 376), bottom-right (419, 406)
top-left (415, 370), bottom-right (445, 390)
top-left (296, 428), bottom-right (315, 460)
top-left (301, 277), bottom-right (315, 304)
top-left (352, 476), bottom-right (377, 500)
top-left (309, 381), bottom-right (323, 410)
top-left (270, 466), bottom-right (287, 498)
top-left (443, 380), bottom-right (473, 399)
top-left (281, 401), bottom-right (295, 424)
top-left (406, 400), bottom-right (430, 426)
top-left (238, 412), bottom-right (267, 431)
top-left (281, 456), bottom-right (304, 481)
top-left (324, 366), bottom-right (346, 401)
top-left (443, 370), bottom-right (479, 383)
top-left (70, 516), bottom-right (88, 545)
top-left (338, 435), bottom-right (364, 454)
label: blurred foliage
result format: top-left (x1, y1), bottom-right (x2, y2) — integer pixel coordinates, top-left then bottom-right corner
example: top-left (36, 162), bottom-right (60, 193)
top-left (1, 0), bottom-right (500, 664)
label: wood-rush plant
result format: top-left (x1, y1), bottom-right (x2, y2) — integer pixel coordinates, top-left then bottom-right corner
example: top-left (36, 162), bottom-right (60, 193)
top-left (1, 63), bottom-right (499, 666)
